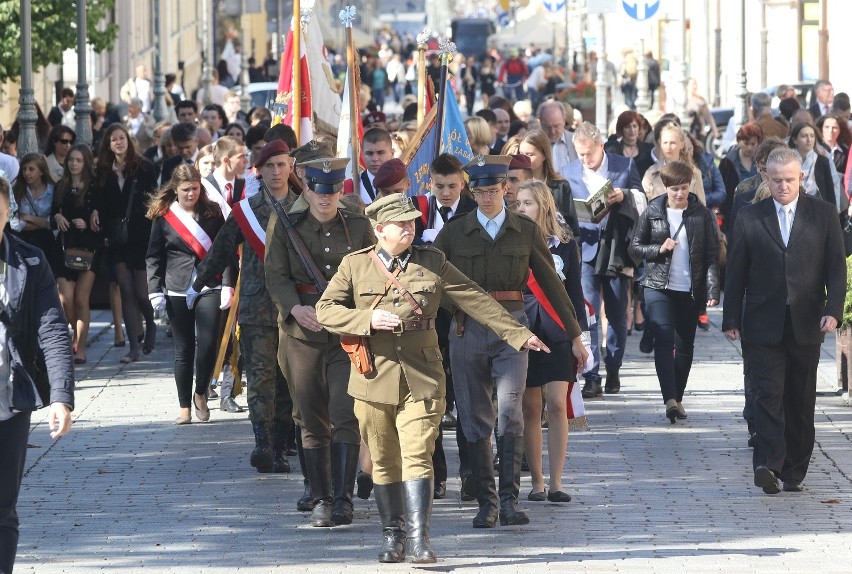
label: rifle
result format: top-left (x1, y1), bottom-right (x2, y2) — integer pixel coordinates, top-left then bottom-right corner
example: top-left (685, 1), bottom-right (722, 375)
top-left (260, 182), bottom-right (328, 293)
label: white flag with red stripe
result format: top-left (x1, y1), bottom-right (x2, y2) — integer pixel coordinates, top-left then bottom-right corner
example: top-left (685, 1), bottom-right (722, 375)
top-left (278, 20), bottom-right (313, 144)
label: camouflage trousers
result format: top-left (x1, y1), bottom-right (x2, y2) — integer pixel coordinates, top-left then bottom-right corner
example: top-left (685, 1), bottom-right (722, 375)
top-left (240, 324), bottom-right (294, 428)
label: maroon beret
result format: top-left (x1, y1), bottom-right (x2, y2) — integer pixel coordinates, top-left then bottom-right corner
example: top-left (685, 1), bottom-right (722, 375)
top-left (363, 111), bottom-right (387, 128)
top-left (509, 153), bottom-right (532, 171)
top-left (254, 140), bottom-right (291, 168)
top-left (372, 158), bottom-right (408, 190)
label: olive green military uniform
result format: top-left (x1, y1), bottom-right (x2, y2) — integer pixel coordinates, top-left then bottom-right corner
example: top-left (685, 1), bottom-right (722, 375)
top-left (194, 189), bottom-right (298, 472)
top-left (266, 206), bottom-right (374, 448)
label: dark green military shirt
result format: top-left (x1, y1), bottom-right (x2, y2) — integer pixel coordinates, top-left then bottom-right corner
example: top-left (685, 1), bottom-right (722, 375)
top-left (432, 208), bottom-right (582, 340)
top-left (265, 206), bottom-right (375, 342)
top-left (194, 190), bottom-right (296, 327)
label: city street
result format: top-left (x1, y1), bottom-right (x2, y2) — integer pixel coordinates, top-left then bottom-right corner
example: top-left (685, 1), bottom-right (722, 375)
top-left (13, 306), bottom-right (852, 573)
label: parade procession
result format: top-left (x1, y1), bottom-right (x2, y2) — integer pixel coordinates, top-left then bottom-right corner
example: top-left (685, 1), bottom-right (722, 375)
top-left (2, 0), bottom-right (852, 572)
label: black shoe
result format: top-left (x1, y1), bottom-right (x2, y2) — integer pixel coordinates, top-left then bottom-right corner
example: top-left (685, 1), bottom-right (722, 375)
top-left (666, 405), bottom-right (679, 424)
top-left (639, 330), bottom-right (654, 354)
top-left (460, 474), bottom-right (476, 502)
top-left (250, 423), bottom-right (273, 473)
top-left (497, 435), bottom-right (529, 526)
top-left (220, 396), bottom-right (242, 413)
top-left (357, 471), bottom-right (374, 500)
top-left (374, 483), bottom-right (406, 563)
top-left (207, 387), bottom-right (219, 399)
top-left (581, 380), bottom-right (603, 399)
top-left (297, 478), bottom-right (316, 512)
top-left (527, 490), bottom-right (546, 502)
top-left (782, 481), bottom-right (803, 492)
top-left (547, 490), bottom-right (571, 503)
top-left (754, 465), bottom-right (780, 495)
top-left (304, 446), bottom-right (334, 526)
top-left (634, 321), bottom-right (645, 332)
top-left (331, 442), bottom-right (359, 525)
top-left (468, 439), bottom-right (498, 528)
top-left (433, 481), bottom-right (446, 500)
top-left (440, 412), bottom-right (457, 429)
top-left (404, 478), bottom-right (437, 563)
top-left (604, 369), bottom-right (621, 394)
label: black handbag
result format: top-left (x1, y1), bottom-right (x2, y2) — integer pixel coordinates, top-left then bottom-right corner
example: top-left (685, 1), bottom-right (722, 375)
top-left (105, 178), bottom-right (137, 248)
top-left (62, 234), bottom-right (94, 271)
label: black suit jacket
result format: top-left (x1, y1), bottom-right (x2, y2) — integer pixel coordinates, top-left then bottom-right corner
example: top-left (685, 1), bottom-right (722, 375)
top-left (722, 193), bottom-right (846, 346)
top-left (161, 155), bottom-right (193, 185)
top-left (808, 102), bottom-right (825, 120)
top-left (204, 173), bottom-right (245, 207)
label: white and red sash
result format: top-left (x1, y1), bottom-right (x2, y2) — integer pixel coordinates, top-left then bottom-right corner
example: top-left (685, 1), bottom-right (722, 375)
top-left (231, 197), bottom-right (266, 259)
top-left (163, 202), bottom-right (213, 261)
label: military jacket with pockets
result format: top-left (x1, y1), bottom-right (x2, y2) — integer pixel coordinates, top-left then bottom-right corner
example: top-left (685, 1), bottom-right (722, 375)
top-left (316, 245), bottom-right (534, 405)
top-left (432, 209), bottom-right (583, 340)
top-left (194, 191), bottom-right (295, 327)
top-left (265, 207), bottom-right (375, 343)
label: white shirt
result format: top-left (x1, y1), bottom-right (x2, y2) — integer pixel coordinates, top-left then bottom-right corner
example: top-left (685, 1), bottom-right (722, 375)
top-left (773, 195), bottom-right (799, 245)
top-left (135, 78), bottom-right (152, 112)
top-left (359, 171), bottom-right (377, 206)
top-left (429, 195), bottom-right (461, 232)
top-left (666, 207), bottom-right (691, 292)
top-left (0, 244), bottom-right (12, 421)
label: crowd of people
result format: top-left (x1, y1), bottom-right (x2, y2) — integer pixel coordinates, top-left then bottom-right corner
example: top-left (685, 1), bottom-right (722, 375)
top-left (1, 30), bottom-right (850, 570)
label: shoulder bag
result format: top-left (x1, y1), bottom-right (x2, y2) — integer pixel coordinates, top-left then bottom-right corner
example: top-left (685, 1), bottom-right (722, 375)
top-left (62, 233), bottom-right (94, 272)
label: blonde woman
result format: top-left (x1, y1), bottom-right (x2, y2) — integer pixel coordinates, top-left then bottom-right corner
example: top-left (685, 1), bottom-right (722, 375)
top-left (642, 123), bottom-right (706, 204)
top-left (194, 144), bottom-right (216, 179)
top-left (390, 131), bottom-right (409, 158)
top-left (514, 180), bottom-right (587, 502)
top-left (463, 116), bottom-right (491, 156)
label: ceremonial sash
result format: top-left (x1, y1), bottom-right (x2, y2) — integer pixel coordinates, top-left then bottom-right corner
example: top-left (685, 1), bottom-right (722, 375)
top-left (413, 195), bottom-right (430, 230)
top-left (527, 270), bottom-right (564, 329)
top-left (232, 197), bottom-right (266, 259)
top-left (163, 202), bottom-right (212, 261)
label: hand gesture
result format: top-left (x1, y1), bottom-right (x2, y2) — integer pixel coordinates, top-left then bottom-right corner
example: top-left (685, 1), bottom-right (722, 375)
top-left (659, 238), bottom-right (678, 254)
top-left (54, 213), bottom-right (70, 232)
top-left (523, 335), bottom-right (551, 353)
top-left (291, 305), bottom-right (323, 332)
top-left (606, 188), bottom-right (625, 206)
top-left (371, 309), bottom-right (401, 331)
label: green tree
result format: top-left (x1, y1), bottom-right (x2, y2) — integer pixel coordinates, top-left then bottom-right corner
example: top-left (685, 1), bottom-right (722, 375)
top-left (0, 0), bottom-right (118, 83)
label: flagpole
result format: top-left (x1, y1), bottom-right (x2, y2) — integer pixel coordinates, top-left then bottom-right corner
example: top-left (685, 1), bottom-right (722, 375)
top-left (416, 29), bottom-right (429, 125)
top-left (340, 6), bottom-right (360, 187)
top-left (433, 37), bottom-right (456, 158)
top-left (292, 0), bottom-right (302, 143)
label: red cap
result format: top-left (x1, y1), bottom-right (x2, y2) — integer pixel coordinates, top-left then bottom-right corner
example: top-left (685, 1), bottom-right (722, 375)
top-left (372, 158), bottom-right (407, 190)
top-left (509, 153), bottom-right (532, 171)
top-left (362, 111), bottom-right (387, 128)
top-left (254, 140), bottom-right (291, 168)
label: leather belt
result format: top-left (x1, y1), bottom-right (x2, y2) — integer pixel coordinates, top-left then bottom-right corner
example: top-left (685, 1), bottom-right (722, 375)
top-left (296, 283), bottom-right (319, 295)
top-left (488, 290), bottom-right (523, 302)
top-left (392, 318), bottom-right (436, 333)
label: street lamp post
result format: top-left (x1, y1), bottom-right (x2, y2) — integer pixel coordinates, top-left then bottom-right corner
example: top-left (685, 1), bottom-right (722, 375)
top-left (74, 0), bottom-right (93, 146)
top-left (734, 0), bottom-right (748, 128)
top-left (674, 0), bottom-right (691, 126)
top-left (151, 0), bottom-right (169, 122)
top-left (17, 0), bottom-right (38, 156)
top-left (594, 15), bottom-right (608, 132)
top-left (200, 0), bottom-right (212, 106)
top-left (635, 39), bottom-right (651, 114)
top-left (240, 1), bottom-right (251, 113)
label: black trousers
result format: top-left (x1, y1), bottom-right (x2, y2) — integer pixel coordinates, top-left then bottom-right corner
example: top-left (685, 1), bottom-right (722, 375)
top-left (166, 292), bottom-right (224, 408)
top-left (644, 288), bottom-right (700, 403)
top-left (743, 308), bottom-right (820, 484)
top-left (432, 313), bottom-right (470, 482)
top-left (0, 411), bottom-right (32, 574)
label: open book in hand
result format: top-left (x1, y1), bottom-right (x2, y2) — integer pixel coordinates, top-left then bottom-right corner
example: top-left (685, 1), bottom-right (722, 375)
top-left (573, 175), bottom-right (615, 224)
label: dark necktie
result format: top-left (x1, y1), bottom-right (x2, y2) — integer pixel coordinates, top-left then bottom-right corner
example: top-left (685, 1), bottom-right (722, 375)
top-left (438, 206), bottom-right (451, 222)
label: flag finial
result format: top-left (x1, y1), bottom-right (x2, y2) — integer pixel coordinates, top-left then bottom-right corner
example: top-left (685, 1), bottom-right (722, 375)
top-left (339, 5), bottom-right (357, 27)
top-left (416, 28), bottom-right (431, 49)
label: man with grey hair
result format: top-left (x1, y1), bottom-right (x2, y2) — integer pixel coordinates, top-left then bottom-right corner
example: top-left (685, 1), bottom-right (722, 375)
top-left (809, 79), bottom-right (834, 119)
top-left (123, 97), bottom-right (156, 152)
top-left (723, 147), bottom-right (845, 495)
top-left (537, 100), bottom-right (577, 175)
top-left (562, 121), bottom-right (642, 398)
top-left (751, 92), bottom-right (787, 140)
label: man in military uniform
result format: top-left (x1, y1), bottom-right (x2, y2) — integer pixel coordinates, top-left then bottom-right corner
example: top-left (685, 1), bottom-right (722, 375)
top-left (433, 155), bottom-right (588, 529)
top-left (316, 194), bottom-right (551, 563)
top-left (192, 140), bottom-right (296, 474)
top-left (265, 156), bottom-right (375, 528)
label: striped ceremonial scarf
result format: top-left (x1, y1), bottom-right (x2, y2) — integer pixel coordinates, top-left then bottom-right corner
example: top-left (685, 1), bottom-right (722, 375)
top-left (163, 202), bottom-right (213, 261)
top-left (231, 197), bottom-right (266, 260)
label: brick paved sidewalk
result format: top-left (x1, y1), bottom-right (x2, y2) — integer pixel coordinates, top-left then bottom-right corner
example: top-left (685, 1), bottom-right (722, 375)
top-left (12, 308), bottom-right (852, 573)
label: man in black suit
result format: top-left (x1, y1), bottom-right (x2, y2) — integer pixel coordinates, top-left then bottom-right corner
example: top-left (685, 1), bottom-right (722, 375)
top-left (808, 80), bottom-right (834, 120)
top-left (723, 147), bottom-right (846, 495)
top-left (160, 122), bottom-right (199, 184)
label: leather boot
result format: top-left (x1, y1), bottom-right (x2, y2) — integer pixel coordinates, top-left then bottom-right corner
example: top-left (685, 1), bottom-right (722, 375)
top-left (498, 434), bottom-right (530, 526)
top-left (250, 422), bottom-right (273, 473)
top-left (468, 438), bottom-right (498, 528)
top-left (374, 482), bottom-right (406, 563)
top-left (403, 478), bottom-right (437, 563)
top-left (331, 442), bottom-right (360, 525)
top-left (303, 445), bottom-right (333, 527)
top-left (270, 422), bottom-right (291, 473)
top-left (295, 429), bottom-right (316, 511)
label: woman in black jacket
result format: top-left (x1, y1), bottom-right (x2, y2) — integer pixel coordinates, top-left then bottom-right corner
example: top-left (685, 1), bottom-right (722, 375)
top-left (146, 164), bottom-right (235, 424)
top-left (515, 180), bottom-right (589, 502)
top-left (789, 121), bottom-right (836, 207)
top-left (629, 161), bottom-right (720, 423)
top-left (90, 124), bottom-right (161, 363)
